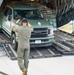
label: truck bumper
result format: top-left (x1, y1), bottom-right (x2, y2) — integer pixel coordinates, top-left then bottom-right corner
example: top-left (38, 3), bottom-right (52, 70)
top-left (30, 42), bottom-right (53, 48)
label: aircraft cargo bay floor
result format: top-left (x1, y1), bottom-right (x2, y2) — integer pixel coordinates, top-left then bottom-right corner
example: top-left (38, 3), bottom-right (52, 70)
top-left (0, 31), bottom-right (74, 75)
top-left (1, 30), bottom-right (74, 59)
top-left (0, 56), bottom-right (74, 75)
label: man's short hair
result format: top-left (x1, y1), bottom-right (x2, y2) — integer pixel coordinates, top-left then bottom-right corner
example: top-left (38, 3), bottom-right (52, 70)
top-left (22, 18), bottom-right (27, 23)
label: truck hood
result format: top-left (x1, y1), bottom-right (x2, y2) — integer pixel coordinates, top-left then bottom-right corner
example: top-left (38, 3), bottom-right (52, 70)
top-left (13, 19), bottom-right (50, 28)
top-left (27, 19), bottom-right (49, 28)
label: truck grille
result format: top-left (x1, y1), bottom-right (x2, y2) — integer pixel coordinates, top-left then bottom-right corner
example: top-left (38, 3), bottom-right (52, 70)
top-left (31, 28), bottom-right (49, 38)
top-left (30, 39), bottom-right (49, 42)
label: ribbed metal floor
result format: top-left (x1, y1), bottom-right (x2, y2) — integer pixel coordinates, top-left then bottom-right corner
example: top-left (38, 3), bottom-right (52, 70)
top-left (0, 31), bottom-right (74, 59)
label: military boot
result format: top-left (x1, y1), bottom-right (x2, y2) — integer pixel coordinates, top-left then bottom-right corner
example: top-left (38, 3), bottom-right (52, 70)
top-left (22, 68), bottom-right (27, 75)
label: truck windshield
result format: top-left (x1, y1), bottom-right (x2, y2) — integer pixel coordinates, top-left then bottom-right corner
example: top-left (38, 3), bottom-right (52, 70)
top-left (13, 9), bottom-right (43, 20)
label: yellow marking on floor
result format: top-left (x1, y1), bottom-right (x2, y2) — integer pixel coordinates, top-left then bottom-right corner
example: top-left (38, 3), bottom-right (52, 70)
top-left (0, 73), bottom-right (3, 75)
top-left (58, 23), bottom-right (73, 34)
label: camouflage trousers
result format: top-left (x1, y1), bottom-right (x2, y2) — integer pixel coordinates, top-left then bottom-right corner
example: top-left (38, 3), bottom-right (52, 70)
top-left (17, 46), bottom-right (30, 71)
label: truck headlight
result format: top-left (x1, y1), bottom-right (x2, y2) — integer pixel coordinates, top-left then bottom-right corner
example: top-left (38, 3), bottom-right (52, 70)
top-left (48, 27), bottom-right (53, 36)
top-left (48, 29), bottom-right (50, 34)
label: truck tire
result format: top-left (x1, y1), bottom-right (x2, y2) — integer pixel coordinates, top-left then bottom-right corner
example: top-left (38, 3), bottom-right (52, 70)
top-left (11, 33), bottom-right (18, 51)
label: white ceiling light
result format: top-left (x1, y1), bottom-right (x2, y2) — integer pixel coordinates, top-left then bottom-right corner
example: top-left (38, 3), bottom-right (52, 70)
top-left (31, 0), bottom-right (35, 1)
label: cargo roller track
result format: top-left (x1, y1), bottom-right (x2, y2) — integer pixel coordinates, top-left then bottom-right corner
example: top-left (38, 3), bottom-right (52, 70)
top-left (54, 30), bottom-right (74, 55)
top-left (0, 30), bottom-right (74, 59)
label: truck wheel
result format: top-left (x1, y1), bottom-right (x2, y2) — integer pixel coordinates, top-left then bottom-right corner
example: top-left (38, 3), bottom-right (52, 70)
top-left (11, 34), bottom-right (17, 51)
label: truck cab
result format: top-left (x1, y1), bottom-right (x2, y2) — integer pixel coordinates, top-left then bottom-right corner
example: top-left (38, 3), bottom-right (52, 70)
top-left (0, 4), bottom-right (54, 50)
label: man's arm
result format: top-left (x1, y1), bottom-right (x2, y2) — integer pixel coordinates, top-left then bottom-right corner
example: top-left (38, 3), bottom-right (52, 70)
top-left (28, 22), bottom-right (33, 32)
top-left (14, 19), bottom-right (20, 27)
top-left (13, 19), bottom-right (20, 32)
top-left (28, 22), bottom-right (32, 27)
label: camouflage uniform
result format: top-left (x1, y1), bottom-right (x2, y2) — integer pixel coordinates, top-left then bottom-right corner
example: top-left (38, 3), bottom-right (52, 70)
top-left (13, 25), bottom-right (33, 70)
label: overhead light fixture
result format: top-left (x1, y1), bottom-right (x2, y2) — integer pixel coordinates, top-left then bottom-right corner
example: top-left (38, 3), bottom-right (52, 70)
top-left (31, 0), bottom-right (34, 1)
